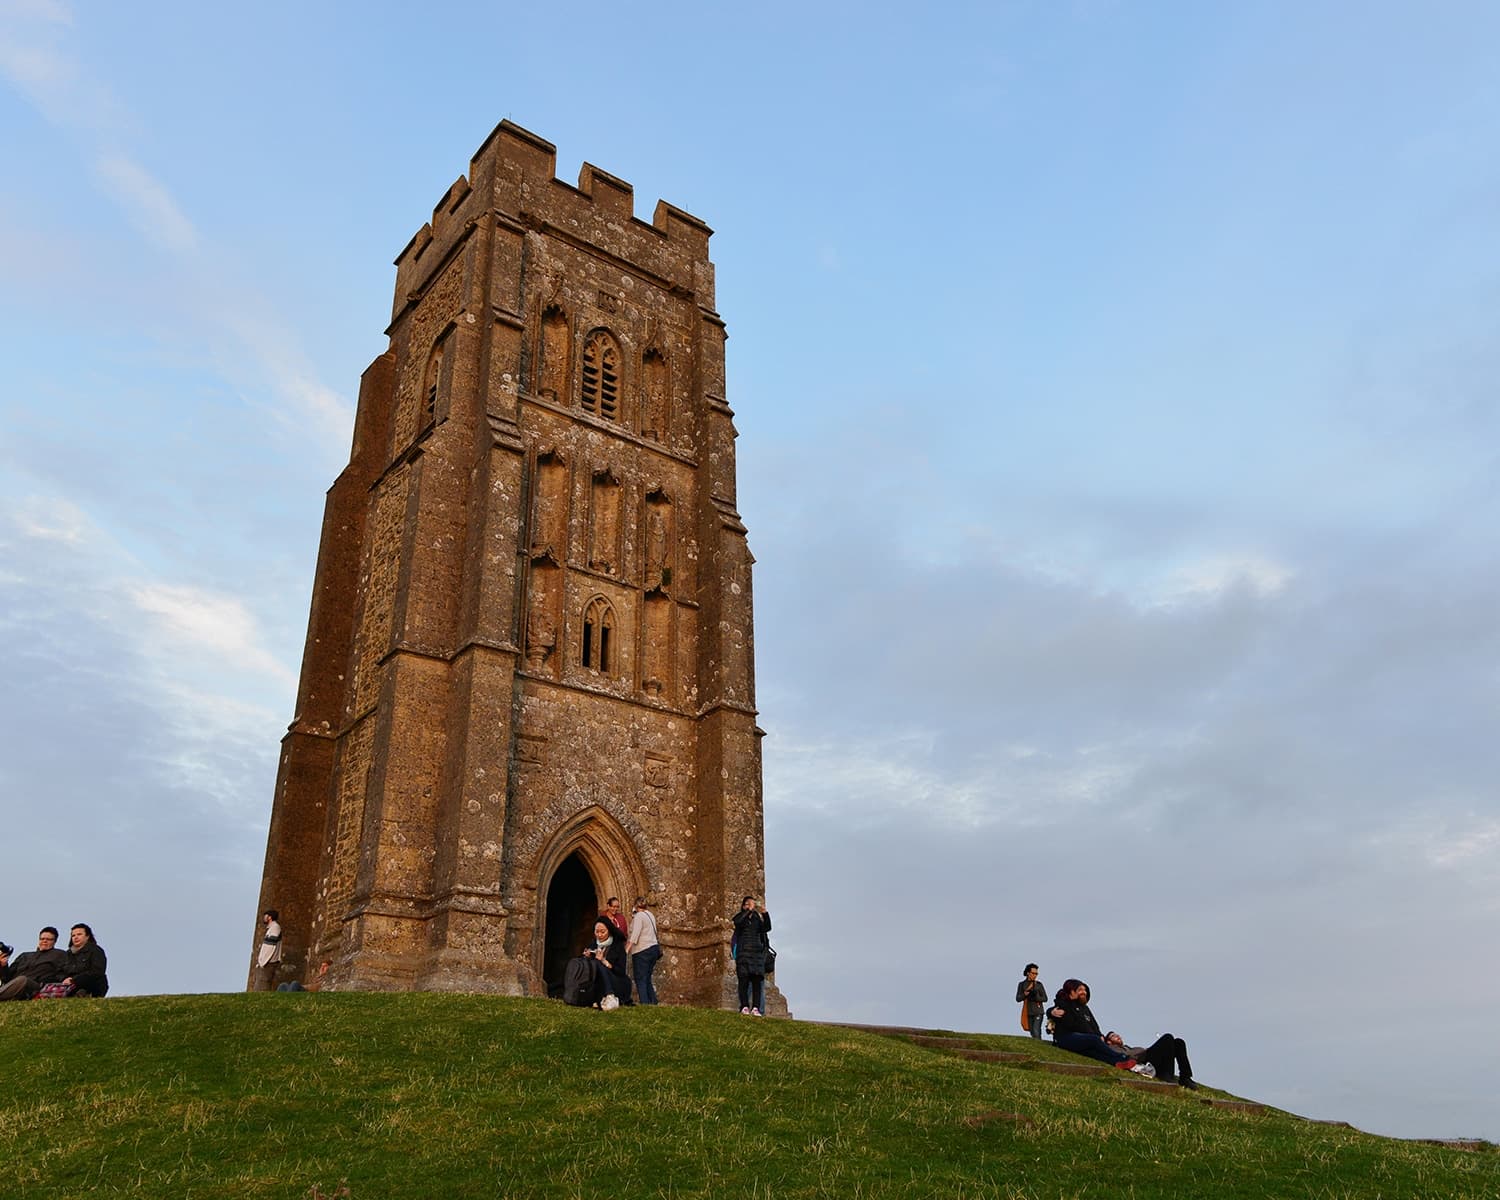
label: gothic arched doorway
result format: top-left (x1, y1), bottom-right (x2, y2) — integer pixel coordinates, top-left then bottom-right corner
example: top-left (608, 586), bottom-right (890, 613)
top-left (532, 805), bottom-right (649, 997)
top-left (542, 851), bottom-right (599, 997)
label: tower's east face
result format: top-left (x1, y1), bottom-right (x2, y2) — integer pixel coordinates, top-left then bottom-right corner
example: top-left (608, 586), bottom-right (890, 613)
top-left (252, 122), bottom-right (781, 1011)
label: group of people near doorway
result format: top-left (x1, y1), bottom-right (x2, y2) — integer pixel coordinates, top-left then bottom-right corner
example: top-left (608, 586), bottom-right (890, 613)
top-left (579, 896), bottom-right (663, 1007)
top-left (1015, 964), bottom-right (1198, 1089)
top-left (0, 924), bottom-right (109, 1000)
top-left (576, 894), bottom-right (772, 1014)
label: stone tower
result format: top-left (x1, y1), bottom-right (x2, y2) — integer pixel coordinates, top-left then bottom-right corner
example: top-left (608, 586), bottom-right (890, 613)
top-left (252, 121), bottom-right (780, 1010)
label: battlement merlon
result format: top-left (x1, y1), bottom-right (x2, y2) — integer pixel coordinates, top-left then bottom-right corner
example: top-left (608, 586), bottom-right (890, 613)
top-left (392, 120), bottom-right (715, 323)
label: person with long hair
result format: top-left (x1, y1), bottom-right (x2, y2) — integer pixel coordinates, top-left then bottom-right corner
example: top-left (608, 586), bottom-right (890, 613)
top-left (582, 919), bottom-right (630, 1007)
top-left (731, 895), bottom-right (771, 1016)
top-left (1048, 980), bottom-right (1137, 1069)
top-left (626, 897), bottom-right (662, 1005)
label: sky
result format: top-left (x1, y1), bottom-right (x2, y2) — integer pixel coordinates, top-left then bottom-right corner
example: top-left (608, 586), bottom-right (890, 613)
top-left (3, 0), bottom-right (1498, 1144)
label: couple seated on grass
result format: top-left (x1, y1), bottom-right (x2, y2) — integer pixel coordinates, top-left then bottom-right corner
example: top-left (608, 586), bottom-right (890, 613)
top-left (1049, 978), bottom-right (1198, 1089)
top-left (0, 923), bottom-right (109, 1001)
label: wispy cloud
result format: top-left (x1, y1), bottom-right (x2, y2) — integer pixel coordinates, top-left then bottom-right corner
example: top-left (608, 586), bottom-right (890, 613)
top-left (129, 581), bottom-right (297, 689)
top-left (95, 153), bottom-right (199, 253)
top-left (0, 1), bottom-right (350, 460)
top-left (11, 494), bottom-right (90, 544)
top-left (1157, 552), bottom-right (1294, 605)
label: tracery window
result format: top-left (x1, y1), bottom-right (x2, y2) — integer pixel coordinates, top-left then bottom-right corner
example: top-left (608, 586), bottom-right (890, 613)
top-left (581, 596), bottom-right (615, 673)
top-left (581, 330), bottom-right (621, 421)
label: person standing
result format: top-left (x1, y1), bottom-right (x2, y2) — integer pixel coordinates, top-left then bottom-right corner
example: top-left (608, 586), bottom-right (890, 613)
top-left (731, 895), bottom-right (771, 1016)
top-left (254, 909), bottom-right (283, 992)
top-left (626, 897), bottom-right (662, 1005)
top-left (601, 897), bottom-right (628, 939)
top-left (1015, 963), bottom-right (1047, 1040)
top-left (598, 898), bottom-right (632, 1004)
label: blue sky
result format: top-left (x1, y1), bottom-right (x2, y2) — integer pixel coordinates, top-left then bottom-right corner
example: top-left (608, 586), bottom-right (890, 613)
top-left (4, 1), bottom-right (1500, 1143)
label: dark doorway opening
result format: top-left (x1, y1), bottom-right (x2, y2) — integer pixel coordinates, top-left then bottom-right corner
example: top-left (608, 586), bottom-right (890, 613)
top-left (543, 852), bottom-right (599, 997)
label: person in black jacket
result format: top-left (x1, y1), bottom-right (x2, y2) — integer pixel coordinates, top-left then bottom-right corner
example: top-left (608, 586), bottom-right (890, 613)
top-left (0, 927), bottom-right (69, 1001)
top-left (582, 920), bottom-right (630, 1006)
top-left (1048, 980), bottom-right (1135, 1068)
top-left (60, 923), bottom-right (109, 997)
top-left (1015, 963), bottom-right (1048, 1039)
top-left (731, 895), bottom-right (771, 1016)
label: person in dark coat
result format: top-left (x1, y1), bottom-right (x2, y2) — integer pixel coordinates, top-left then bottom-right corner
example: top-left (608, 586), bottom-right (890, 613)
top-left (1048, 980), bottom-right (1134, 1068)
top-left (60, 923), bottom-right (109, 997)
top-left (1015, 963), bottom-right (1047, 1039)
top-left (0, 927), bottom-right (69, 1000)
top-left (731, 895), bottom-right (771, 1016)
top-left (583, 920), bottom-right (630, 1006)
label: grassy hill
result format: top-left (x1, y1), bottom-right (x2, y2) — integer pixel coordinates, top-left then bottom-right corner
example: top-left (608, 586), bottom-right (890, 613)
top-left (1, 994), bottom-right (1493, 1198)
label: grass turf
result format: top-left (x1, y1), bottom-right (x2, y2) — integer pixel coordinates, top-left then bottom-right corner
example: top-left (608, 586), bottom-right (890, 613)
top-left (1, 993), bottom-right (1493, 1198)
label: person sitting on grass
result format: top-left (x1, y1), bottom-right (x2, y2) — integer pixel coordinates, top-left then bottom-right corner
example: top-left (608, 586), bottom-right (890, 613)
top-left (0, 927), bottom-right (69, 1001)
top-left (277, 960), bottom-right (332, 992)
top-left (582, 920), bottom-right (630, 1007)
top-left (1104, 1030), bottom-right (1199, 1089)
top-left (1048, 979), bottom-right (1139, 1070)
top-left (35, 923), bottom-right (109, 998)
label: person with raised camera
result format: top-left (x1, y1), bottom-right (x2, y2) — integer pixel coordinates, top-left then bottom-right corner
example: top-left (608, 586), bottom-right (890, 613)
top-left (731, 895), bottom-right (771, 1016)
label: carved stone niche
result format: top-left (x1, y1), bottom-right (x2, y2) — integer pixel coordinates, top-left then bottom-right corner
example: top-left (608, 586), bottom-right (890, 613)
top-left (642, 588), bottom-right (673, 702)
top-left (588, 469), bottom-right (622, 575)
top-left (530, 449), bottom-right (569, 559)
top-left (643, 489), bottom-right (674, 590)
top-left (537, 303), bottom-right (570, 403)
top-left (525, 560), bottom-right (561, 677)
top-left (641, 347), bottom-right (669, 443)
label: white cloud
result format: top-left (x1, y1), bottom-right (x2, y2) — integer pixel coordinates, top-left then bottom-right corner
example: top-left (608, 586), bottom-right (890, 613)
top-left (1159, 552), bottom-right (1293, 604)
top-left (13, 494), bottom-right (90, 544)
top-left (1372, 816), bottom-right (1500, 870)
top-left (129, 581), bottom-right (296, 688)
top-left (94, 153), bottom-right (199, 254)
top-left (0, 3), bottom-right (348, 462)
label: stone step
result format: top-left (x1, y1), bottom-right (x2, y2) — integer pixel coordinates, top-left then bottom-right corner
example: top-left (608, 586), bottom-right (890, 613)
top-left (951, 1048), bottom-right (1034, 1063)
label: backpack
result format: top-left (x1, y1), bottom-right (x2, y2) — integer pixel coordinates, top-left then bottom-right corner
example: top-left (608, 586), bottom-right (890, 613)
top-left (562, 955), bottom-right (598, 1007)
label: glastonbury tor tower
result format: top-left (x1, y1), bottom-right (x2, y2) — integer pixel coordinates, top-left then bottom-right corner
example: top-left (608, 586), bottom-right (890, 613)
top-left (252, 121), bottom-right (782, 1011)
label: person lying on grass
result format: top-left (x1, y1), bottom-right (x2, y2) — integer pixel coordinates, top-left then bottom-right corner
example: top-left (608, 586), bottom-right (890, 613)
top-left (1104, 1029), bottom-right (1199, 1089)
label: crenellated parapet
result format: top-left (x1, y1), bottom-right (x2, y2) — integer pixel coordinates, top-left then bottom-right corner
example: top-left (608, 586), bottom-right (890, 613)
top-left (392, 120), bottom-right (714, 328)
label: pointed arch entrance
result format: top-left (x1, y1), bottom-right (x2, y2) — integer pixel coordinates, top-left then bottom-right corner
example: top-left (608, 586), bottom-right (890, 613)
top-left (542, 852), bottom-right (598, 996)
top-left (534, 805), bottom-right (649, 997)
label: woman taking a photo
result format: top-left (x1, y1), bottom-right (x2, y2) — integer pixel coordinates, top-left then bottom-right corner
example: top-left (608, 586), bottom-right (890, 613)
top-left (731, 895), bottom-right (771, 1016)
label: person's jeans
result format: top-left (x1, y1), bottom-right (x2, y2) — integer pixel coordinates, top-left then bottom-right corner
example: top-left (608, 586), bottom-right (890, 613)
top-left (737, 972), bottom-right (764, 1012)
top-left (1028, 1011), bottom-right (1043, 1040)
top-left (632, 944), bottom-right (661, 1005)
top-left (1055, 1031), bottom-right (1131, 1065)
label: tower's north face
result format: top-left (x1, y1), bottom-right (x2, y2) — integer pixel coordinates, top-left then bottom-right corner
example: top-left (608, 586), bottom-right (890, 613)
top-left (252, 121), bottom-right (780, 1010)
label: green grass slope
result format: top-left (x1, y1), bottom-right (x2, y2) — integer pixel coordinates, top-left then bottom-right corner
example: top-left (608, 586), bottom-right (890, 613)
top-left (1, 994), bottom-right (1493, 1199)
